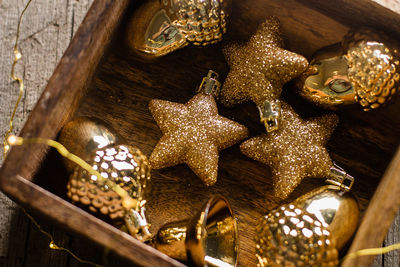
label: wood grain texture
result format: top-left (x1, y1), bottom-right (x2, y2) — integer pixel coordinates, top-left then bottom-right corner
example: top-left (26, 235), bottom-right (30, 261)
top-left (0, 0), bottom-right (94, 260)
top-left (1, 0), bottom-right (400, 266)
top-left (342, 149), bottom-right (400, 267)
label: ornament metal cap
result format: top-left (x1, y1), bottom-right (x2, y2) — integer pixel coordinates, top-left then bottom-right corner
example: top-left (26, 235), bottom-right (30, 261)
top-left (256, 184), bottom-right (359, 266)
top-left (59, 117), bottom-right (152, 241)
top-left (197, 70), bottom-right (221, 99)
top-left (126, 0), bottom-right (230, 57)
top-left (258, 100), bottom-right (281, 133)
top-left (151, 195), bottom-right (238, 267)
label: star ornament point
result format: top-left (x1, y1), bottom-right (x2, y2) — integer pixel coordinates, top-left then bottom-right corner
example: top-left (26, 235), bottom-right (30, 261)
top-left (149, 93), bottom-right (248, 186)
top-left (240, 102), bottom-right (338, 199)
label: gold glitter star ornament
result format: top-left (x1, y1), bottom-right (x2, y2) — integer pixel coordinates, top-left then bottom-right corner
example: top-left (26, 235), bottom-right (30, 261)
top-left (221, 17), bottom-right (309, 132)
top-left (150, 71), bottom-right (248, 186)
top-left (240, 101), bottom-right (338, 199)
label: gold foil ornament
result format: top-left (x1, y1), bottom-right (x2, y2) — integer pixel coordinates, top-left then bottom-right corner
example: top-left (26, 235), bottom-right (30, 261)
top-left (127, 0), bottom-right (230, 57)
top-left (255, 182), bottom-right (359, 267)
top-left (151, 195), bottom-right (238, 267)
top-left (149, 70), bottom-right (248, 185)
top-left (240, 101), bottom-right (338, 199)
top-left (221, 17), bottom-right (308, 132)
top-left (59, 117), bottom-right (152, 241)
top-left (297, 29), bottom-right (400, 111)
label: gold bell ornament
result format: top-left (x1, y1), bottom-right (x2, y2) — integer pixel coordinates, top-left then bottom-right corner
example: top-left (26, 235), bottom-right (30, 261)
top-left (255, 169), bottom-right (359, 267)
top-left (126, 0), bottom-right (230, 57)
top-left (150, 195), bottom-right (238, 267)
top-left (297, 28), bottom-right (400, 111)
top-left (59, 117), bottom-right (152, 241)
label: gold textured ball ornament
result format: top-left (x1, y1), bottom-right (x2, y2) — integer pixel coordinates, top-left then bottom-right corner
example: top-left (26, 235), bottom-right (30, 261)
top-left (60, 117), bottom-right (152, 241)
top-left (221, 16), bottom-right (308, 132)
top-left (127, 0), bottom-right (230, 57)
top-left (297, 29), bottom-right (400, 111)
top-left (256, 185), bottom-right (359, 267)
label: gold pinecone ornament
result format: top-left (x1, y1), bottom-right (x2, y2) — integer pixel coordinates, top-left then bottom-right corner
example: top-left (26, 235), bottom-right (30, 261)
top-left (127, 0), bottom-right (230, 57)
top-left (298, 28), bottom-right (400, 111)
top-left (60, 117), bottom-right (152, 241)
top-left (255, 185), bottom-right (359, 267)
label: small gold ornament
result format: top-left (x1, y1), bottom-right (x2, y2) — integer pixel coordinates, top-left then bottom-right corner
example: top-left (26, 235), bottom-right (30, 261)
top-left (151, 195), bottom-right (238, 267)
top-left (149, 70), bottom-right (248, 185)
top-left (221, 17), bottom-right (308, 132)
top-left (297, 29), bottom-right (400, 111)
top-left (256, 181), bottom-right (359, 267)
top-left (126, 0), bottom-right (230, 57)
top-left (59, 117), bottom-right (152, 241)
top-left (240, 101), bottom-right (338, 199)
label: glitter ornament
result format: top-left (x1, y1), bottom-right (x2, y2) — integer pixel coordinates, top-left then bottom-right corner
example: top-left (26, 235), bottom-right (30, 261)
top-left (221, 17), bottom-right (308, 132)
top-left (256, 184), bottom-right (359, 267)
top-left (240, 101), bottom-right (338, 199)
top-left (297, 28), bottom-right (400, 111)
top-left (59, 117), bottom-right (152, 241)
top-left (126, 0), bottom-right (230, 57)
top-left (149, 70), bottom-right (248, 186)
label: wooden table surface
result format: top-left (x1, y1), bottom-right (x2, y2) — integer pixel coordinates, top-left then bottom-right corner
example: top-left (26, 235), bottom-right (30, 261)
top-left (0, 0), bottom-right (398, 266)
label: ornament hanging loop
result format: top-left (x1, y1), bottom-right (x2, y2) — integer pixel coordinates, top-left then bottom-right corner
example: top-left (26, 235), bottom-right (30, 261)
top-left (197, 70), bottom-right (221, 100)
top-left (326, 162), bottom-right (354, 191)
top-left (258, 100), bottom-right (281, 132)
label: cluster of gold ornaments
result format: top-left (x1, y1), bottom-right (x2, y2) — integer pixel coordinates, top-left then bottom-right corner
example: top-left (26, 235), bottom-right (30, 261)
top-left (57, 5), bottom-right (400, 266)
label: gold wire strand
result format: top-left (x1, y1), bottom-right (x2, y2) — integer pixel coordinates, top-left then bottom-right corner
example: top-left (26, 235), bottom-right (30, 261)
top-left (3, 0), bottom-right (33, 158)
top-left (23, 209), bottom-right (104, 267)
top-left (341, 243), bottom-right (400, 263)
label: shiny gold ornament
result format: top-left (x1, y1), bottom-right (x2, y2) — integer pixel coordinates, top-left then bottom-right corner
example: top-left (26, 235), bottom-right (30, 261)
top-left (221, 17), bottom-right (308, 132)
top-left (255, 184), bottom-right (359, 267)
top-left (149, 71), bottom-right (248, 185)
top-left (127, 0), bottom-right (230, 57)
top-left (297, 29), bottom-right (400, 111)
top-left (59, 117), bottom-right (152, 241)
top-left (240, 101), bottom-right (338, 199)
top-left (151, 195), bottom-right (238, 267)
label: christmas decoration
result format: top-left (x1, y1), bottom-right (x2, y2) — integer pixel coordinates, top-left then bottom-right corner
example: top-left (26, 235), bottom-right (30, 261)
top-left (149, 70), bottom-right (248, 185)
top-left (59, 117), bottom-right (152, 241)
top-left (152, 195), bottom-right (238, 267)
top-left (240, 101), bottom-right (338, 199)
top-left (127, 0), bottom-right (230, 57)
top-left (297, 28), bottom-right (400, 111)
top-left (256, 182), bottom-right (359, 267)
top-left (221, 17), bottom-right (308, 132)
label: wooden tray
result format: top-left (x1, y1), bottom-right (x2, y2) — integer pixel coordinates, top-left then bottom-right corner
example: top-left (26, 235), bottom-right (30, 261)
top-left (1, 0), bottom-right (400, 266)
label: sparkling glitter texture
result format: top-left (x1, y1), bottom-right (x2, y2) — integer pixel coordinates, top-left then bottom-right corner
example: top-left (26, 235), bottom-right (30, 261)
top-left (149, 93), bottom-right (248, 186)
top-left (240, 101), bottom-right (338, 199)
top-left (67, 144), bottom-right (151, 221)
top-left (255, 204), bottom-right (338, 267)
top-left (221, 16), bottom-right (308, 108)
